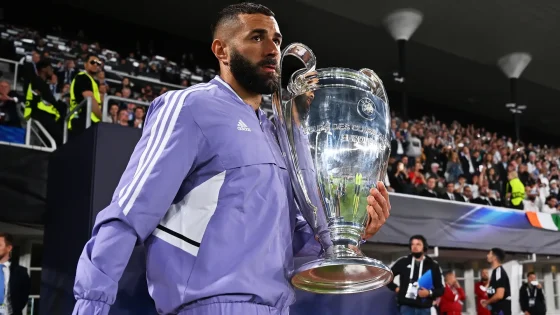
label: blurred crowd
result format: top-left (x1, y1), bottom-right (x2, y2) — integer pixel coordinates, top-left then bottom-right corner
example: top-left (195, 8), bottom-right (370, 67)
top-left (1, 24), bottom-right (559, 214)
top-left (387, 116), bottom-right (560, 213)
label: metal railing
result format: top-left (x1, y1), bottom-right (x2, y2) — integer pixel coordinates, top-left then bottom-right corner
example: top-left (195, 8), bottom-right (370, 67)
top-left (102, 95), bottom-right (150, 123)
top-left (104, 68), bottom-right (185, 90)
top-left (63, 97), bottom-right (92, 144)
top-left (0, 56), bottom-right (22, 90)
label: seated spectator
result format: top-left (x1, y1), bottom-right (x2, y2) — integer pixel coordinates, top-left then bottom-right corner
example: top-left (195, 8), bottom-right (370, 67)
top-left (419, 177), bottom-right (438, 198)
top-left (541, 196), bottom-right (558, 214)
top-left (472, 186), bottom-right (500, 206)
top-left (0, 79), bottom-right (22, 127)
top-left (440, 182), bottom-right (462, 202)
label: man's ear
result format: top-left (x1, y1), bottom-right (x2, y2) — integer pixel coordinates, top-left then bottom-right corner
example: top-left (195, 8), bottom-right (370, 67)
top-left (212, 39), bottom-right (229, 66)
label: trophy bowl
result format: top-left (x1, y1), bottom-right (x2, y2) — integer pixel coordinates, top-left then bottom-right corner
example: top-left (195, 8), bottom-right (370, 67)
top-left (272, 43), bottom-right (394, 294)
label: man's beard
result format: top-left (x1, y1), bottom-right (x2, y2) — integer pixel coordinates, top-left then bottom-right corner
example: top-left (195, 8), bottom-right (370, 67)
top-left (230, 49), bottom-right (280, 95)
top-left (411, 251), bottom-right (423, 258)
top-left (481, 277), bottom-right (488, 282)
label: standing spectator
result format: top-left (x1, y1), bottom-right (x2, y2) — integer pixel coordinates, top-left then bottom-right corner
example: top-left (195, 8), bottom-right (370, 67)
top-left (0, 232), bottom-right (31, 315)
top-left (406, 128), bottom-right (422, 166)
top-left (483, 248), bottom-right (511, 315)
top-left (438, 270), bottom-right (466, 315)
top-left (475, 269), bottom-right (491, 315)
top-left (56, 59), bottom-right (77, 92)
top-left (387, 235), bottom-right (444, 315)
top-left (519, 272), bottom-right (546, 315)
top-left (446, 152), bottom-right (463, 184)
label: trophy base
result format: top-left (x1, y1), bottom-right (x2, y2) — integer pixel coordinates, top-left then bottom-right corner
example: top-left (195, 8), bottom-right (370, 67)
top-left (291, 256), bottom-right (393, 294)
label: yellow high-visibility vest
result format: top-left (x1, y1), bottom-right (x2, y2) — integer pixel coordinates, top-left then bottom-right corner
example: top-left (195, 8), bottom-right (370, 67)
top-left (68, 71), bottom-right (101, 129)
top-left (24, 83), bottom-right (60, 121)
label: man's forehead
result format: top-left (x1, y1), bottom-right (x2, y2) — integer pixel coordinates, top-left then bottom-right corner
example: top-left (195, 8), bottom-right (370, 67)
top-left (237, 13), bottom-right (280, 33)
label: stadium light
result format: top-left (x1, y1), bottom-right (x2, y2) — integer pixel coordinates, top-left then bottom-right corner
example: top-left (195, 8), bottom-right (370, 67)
top-left (383, 8), bottom-right (424, 121)
top-left (497, 52), bottom-right (532, 143)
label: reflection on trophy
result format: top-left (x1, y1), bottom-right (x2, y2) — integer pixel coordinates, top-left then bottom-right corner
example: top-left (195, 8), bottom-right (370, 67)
top-left (272, 43), bottom-right (393, 294)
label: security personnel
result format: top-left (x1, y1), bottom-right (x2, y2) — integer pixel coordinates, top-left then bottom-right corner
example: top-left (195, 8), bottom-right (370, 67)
top-left (68, 53), bottom-right (103, 138)
top-left (387, 235), bottom-right (445, 315)
top-left (519, 272), bottom-right (546, 315)
top-left (25, 59), bottom-right (66, 146)
top-left (506, 171), bottom-right (525, 210)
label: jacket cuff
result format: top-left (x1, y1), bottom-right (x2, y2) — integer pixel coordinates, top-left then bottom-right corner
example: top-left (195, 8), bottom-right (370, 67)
top-left (72, 299), bottom-right (110, 315)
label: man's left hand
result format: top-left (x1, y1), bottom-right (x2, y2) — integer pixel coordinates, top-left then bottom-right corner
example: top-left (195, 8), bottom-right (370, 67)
top-left (363, 181), bottom-right (391, 240)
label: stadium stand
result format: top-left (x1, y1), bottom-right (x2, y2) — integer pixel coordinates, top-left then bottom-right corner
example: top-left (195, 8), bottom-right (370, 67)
top-left (0, 22), bottom-right (558, 213)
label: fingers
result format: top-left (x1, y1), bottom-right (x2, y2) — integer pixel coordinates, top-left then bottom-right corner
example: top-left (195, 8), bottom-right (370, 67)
top-left (369, 186), bottom-right (389, 221)
top-left (377, 181), bottom-right (391, 212)
top-left (363, 201), bottom-right (383, 239)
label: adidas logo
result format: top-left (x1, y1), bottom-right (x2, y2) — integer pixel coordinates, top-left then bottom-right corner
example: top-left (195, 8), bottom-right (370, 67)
top-left (237, 120), bottom-right (251, 132)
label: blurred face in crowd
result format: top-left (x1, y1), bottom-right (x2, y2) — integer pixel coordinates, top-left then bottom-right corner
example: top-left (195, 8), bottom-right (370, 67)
top-left (122, 78), bottom-right (130, 86)
top-left (445, 272), bottom-right (456, 285)
top-left (118, 109), bottom-right (129, 123)
top-left (122, 88), bottom-right (131, 98)
top-left (0, 80), bottom-right (10, 96)
top-left (0, 237), bottom-right (12, 261)
top-left (446, 182), bottom-right (454, 193)
top-left (212, 13), bottom-right (282, 95)
top-left (32, 51), bottom-right (40, 63)
top-left (548, 197), bottom-right (557, 207)
top-left (410, 238), bottom-right (424, 258)
top-left (85, 55), bottom-right (101, 75)
top-left (109, 104), bottom-right (119, 117)
top-left (426, 177), bottom-right (436, 190)
top-left (134, 107), bottom-right (145, 120)
top-left (527, 273), bottom-right (537, 283)
top-left (463, 186), bottom-right (472, 199)
top-left (481, 269), bottom-right (489, 282)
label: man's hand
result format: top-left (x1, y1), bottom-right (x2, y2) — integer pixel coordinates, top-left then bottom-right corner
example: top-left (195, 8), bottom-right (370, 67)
top-left (481, 300), bottom-right (488, 308)
top-left (395, 287), bottom-right (400, 293)
top-left (524, 312), bottom-right (530, 315)
top-left (363, 181), bottom-right (391, 240)
top-left (537, 283), bottom-right (542, 289)
top-left (418, 288), bottom-right (430, 298)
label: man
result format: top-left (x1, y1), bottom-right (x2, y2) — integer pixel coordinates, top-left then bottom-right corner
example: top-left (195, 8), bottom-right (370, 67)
top-left (506, 171), bottom-right (525, 210)
top-left (25, 59), bottom-right (67, 146)
top-left (472, 187), bottom-right (499, 207)
top-left (438, 271), bottom-right (465, 315)
top-left (483, 248), bottom-right (511, 315)
top-left (419, 177), bottom-right (438, 198)
top-left (68, 53), bottom-right (103, 138)
top-left (475, 269), bottom-right (491, 315)
top-left (440, 182), bottom-right (462, 201)
top-left (387, 235), bottom-right (444, 315)
top-left (519, 272), bottom-right (546, 315)
top-left (0, 232), bottom-right (31, 315)
top-left (72, 3), bottom-right (391, 315)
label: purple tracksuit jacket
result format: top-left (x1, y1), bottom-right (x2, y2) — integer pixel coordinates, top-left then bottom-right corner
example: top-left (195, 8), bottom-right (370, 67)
top-left (72, 76), bottom-right (323, 315)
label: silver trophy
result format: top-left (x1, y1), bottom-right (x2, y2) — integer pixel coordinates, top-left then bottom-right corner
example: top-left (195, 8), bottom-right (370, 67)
top-left (272, 43), bottom-right (393, 294)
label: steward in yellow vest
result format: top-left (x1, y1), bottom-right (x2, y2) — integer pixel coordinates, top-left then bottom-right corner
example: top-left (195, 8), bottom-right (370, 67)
top-left (24, 59), bottom-right (66, 146)
top-left (506, 171), bottom-right (525, 210)
top-left (68, 54), bottom-right (103, 136)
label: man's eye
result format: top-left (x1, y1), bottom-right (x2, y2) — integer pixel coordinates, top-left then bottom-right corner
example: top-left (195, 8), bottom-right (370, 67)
top-left (252, 36), bottom-right (262, 42)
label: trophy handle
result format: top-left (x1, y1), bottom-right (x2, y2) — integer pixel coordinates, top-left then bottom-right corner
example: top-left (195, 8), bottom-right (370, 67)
top-left (272, 43), bottom-right (321, 231)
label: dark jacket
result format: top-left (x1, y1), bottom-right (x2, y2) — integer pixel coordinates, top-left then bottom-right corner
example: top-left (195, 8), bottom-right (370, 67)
top-left (9, 262), bottom-right (30, 315)
top-left (519, 282), bottom-right (546, 315)
top-left (387, 254), bottom-right (444, 309)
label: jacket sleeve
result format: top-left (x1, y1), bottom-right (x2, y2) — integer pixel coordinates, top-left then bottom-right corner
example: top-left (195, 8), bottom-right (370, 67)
top-left (474, 282), bottom-right (487, 299)
top-left (72, 91), bottom-right (204, 315)
top-left (292, 212), bottom-right (321, 257)
top-left (457, 287), bottom-right (466, 301)
top-left (387, 257), bottom-right (406, 291)
top-left (430, 261), bottom-right (445, 298)
top-left (440, 286), bottom-right (455, 303)
top-left (519, 284), bottom-right (529, 312)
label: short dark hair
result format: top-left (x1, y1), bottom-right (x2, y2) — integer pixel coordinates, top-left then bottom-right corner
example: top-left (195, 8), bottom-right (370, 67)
top-left (0, 232), bottom-right (14, 247)
top-left (35, 58), bottom-right (52, 71)
top-left (491, 247), bottom-right (506, 262)
top-left (527, 271), bottom-right (536, 278)
top-left (211, 2), bottom-right (275, 38)
top-left (85, 53), bottom-right (99, 62)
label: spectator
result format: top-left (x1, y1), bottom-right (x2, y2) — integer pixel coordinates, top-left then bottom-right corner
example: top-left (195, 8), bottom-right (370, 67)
top-left (519, 272), bottom-right (546, 315)
top-left (0, 232), bottom-right (31, 315)
top-left (440, 182), bottom-right (462, 202)
top-left (474, 269), bottom-right (491, 315)
top-left (0, 79), bottom-right (21, 127)
top-left (438, 270), bottom-right (466, 315)
top-left (419, 177), bottom-right (438, 198)
top-left (542, 196), bottom-right (558, 214)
